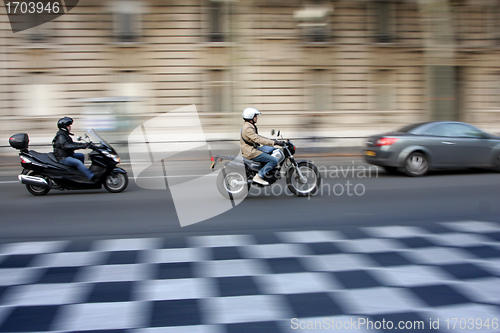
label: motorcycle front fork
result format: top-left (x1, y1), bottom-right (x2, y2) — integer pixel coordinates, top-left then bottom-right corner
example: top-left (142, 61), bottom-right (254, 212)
top-left (289, 158), bottom-right (308, 183)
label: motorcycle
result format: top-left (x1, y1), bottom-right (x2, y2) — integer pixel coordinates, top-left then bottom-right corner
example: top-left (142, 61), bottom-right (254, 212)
top-left (8, 129), bottom-right (128, 196)
top-left (211, 130), bottom-right (321, 199)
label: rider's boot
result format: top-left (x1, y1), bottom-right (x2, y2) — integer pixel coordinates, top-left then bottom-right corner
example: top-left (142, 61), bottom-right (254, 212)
top-left (253, 174), bottom-right (269, 186)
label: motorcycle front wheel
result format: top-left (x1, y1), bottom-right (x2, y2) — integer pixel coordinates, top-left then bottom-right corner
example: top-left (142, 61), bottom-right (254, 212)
top-left (104, 172), bottom-right (128, 193)
top-left (286, 162), bottom-right (321, 197)
top-left (216, 168), bottom-right (249, 199)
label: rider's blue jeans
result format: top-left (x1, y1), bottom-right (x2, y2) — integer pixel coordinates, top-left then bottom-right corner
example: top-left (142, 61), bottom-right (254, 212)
top-left (253, 152), bottom-right (278, 178)
top-left (60, 153), bottom-right (94, 180)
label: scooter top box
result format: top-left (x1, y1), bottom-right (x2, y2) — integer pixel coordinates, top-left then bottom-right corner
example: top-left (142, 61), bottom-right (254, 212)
top-left (9, 133), bottom-right (29, 150)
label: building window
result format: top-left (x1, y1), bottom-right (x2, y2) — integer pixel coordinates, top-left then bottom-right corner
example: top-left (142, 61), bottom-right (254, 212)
top-left (206, 0), bottom-right (233, 43)
top-left (208, 1), bottom-right (224, 42)
top-left (208, 69), bottom-right (232, 113)
top-left (113, 1), bottom-right (142, 43)
top-left (294, 2), bottom-right (333, 43)
top-left (373, 69), bottom-right (396, 111)
top-left (429, 66), bottom-right (458, 121)
top-left (452, 3), bottom-right (500, 47)
top-left (312, 69), bottom-right (329, 112)
top-left (374, 0), bottom-right (395, 43)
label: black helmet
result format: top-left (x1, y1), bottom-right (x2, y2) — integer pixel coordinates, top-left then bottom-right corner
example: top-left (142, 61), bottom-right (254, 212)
top-left (57, 116), bottom-right (73, 130)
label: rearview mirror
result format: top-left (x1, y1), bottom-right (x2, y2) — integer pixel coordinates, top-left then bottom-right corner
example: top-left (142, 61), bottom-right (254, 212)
top-left (271, 129), bottom-right (275, 135)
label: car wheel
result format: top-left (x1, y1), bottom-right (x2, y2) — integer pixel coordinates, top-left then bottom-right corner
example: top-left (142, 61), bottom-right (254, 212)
top-left (494, 152), bottom-right (500, 172)
top-left (403, 152), bottom-right (429, 177)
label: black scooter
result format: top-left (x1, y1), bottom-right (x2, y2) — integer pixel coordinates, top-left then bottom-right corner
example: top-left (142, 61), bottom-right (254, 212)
top-left (9, 130), bottom-right (128, 196)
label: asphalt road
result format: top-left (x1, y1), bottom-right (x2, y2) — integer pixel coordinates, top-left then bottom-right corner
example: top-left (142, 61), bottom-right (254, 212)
top-left (1, 157), bottom-right (500, 333)
top-left (0, 157), bottom-right (499, 243)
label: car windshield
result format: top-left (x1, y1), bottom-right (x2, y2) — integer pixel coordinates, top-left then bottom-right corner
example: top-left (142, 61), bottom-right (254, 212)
top-left (397, 123), bottom-right (425, 133)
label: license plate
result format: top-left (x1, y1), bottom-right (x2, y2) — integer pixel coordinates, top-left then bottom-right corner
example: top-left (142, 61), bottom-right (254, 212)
top-left (365, 150), bottom-right (376, 157)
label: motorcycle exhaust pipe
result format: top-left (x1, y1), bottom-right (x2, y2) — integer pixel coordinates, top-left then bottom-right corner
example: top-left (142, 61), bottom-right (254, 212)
top-left (18, 175), bottom-right (50, 188)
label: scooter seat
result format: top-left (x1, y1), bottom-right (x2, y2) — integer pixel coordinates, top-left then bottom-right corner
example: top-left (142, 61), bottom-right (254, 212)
top-left (47, 152), bottom-right (58, 163)
top-left (29, 151), bottom-right (73, 171)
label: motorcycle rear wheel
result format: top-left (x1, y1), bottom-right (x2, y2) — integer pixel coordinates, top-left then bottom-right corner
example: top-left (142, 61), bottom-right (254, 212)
top-left (286, 162), bottom-right (321, 197)
top-left (26, 173), bottom-right (50, 196)
top-left (104, 172), bottom-right (128, 193)
top-left (216, 168), bottom-right (249, 199)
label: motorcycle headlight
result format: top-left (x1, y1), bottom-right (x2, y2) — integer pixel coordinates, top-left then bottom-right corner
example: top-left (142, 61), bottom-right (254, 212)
top-left (102, 151), bottom-right (120, 163)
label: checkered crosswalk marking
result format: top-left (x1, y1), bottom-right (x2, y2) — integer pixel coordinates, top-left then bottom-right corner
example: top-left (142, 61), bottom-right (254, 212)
top-left (0, 221), bottom-right (499, 332)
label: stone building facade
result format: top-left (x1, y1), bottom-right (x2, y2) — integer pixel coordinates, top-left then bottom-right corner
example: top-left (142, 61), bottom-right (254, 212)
top-left (1, 0), bottom-right (500, 150)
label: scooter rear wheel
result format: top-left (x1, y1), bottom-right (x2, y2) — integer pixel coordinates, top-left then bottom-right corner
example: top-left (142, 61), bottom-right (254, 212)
top-left (103, 172), bottom-right (128, 193)
top-left (26, 173), bottom-right (50, 196)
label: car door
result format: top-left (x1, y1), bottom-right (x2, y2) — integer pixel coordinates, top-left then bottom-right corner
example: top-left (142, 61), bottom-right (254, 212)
top-left (440, 123), bottom-right (492, 166)
top-left (420, 124), bottom-right (456, 166)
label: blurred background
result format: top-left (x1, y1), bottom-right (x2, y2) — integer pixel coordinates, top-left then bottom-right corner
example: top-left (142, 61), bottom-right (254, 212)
top-left (1, 0), bottom-right (500, 157)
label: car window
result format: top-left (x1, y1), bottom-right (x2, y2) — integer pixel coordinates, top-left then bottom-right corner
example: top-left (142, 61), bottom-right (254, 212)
top-left (423, 124), bottom-right (448, 136)
top-left (444, 124), bottom-right (484, 138)
top-left (398, 123), bottom-right (425, 133)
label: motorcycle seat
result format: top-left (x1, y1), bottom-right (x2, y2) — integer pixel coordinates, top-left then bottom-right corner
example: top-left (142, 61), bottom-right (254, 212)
top-left (242, 157), bottom-right (264, 172)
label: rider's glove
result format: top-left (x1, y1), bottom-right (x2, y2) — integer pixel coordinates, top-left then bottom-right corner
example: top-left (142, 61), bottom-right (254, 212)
top-left (273, 139), bottom-right (285, 147)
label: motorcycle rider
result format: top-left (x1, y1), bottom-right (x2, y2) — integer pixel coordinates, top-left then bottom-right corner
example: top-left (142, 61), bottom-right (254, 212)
top-left (52, 116), bottom-right (96, 181)
top-left (240, 107), bottom-right (285, 186)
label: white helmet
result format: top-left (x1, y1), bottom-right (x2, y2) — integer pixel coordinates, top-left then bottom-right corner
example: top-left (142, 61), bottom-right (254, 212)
top-left (242, 107), bottom-right (261, 120)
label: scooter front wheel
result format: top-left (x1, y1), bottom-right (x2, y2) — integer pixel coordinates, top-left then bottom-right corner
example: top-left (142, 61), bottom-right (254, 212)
top-left (104, 172), bottom-right (128, 193)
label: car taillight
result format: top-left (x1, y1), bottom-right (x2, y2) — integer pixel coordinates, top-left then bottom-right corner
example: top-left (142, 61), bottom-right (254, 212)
top-left (375, 137), bottom-right (399, 146)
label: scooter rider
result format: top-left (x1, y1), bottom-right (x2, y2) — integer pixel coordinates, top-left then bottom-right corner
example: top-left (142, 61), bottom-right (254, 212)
top-left (52, 116), bottom-right (96, 181)
top-left (240, 107), bottom-right (285, 186)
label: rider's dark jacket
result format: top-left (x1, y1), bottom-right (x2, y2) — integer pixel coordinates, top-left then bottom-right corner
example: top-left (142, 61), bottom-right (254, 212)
top-left (52, 129), bottom-right (87, 160)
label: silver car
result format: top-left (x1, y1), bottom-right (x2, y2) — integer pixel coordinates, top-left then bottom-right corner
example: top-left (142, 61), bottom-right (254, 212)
top-left (364, 121), bottom-right (500, 176)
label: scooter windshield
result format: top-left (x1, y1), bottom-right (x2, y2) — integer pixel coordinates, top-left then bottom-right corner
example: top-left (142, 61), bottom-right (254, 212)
top-left (87, 129), bottom-right (115, 152)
